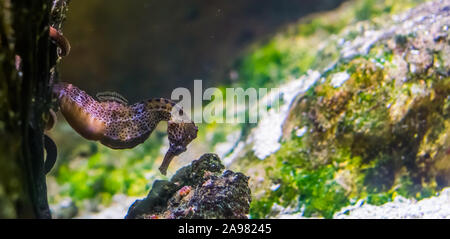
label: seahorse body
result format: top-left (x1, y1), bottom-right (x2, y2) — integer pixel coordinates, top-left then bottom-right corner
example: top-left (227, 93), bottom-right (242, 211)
top-left (53, 82), bottom-right (198, 174)
top-left (48, 26), bottom-right (197, 175)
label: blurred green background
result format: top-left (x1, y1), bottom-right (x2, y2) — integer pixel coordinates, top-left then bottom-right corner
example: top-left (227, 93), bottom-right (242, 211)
top-left (52, 0), bottom-right (348, 211)
top-left (49, 0), bottom-right (440, 218)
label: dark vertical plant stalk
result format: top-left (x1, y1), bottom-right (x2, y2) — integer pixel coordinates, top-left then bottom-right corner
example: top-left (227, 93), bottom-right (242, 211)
top-left (0, 0), bottom-right (70, 218)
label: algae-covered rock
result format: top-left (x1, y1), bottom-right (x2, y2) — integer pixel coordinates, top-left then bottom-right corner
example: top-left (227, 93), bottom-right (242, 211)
top-left (283, 0), bottom-right (450, 194)
top-left (125, 153), bottom-right (251, 219)
top-left (224, 0), bottom-right (450, 218)
top-left (334, 187), bottom-right (450, 219)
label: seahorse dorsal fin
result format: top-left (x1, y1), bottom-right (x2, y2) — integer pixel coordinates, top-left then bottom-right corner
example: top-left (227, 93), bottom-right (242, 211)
top-left (96, 91), bottom-right (128, 105)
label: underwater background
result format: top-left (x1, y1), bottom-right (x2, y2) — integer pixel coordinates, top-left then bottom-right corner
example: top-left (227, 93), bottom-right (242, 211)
top-left (46, 0), bottom-right (450, 218)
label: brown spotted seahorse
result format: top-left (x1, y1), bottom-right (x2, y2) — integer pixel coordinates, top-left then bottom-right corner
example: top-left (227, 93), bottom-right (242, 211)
top-left (18, 26), bottom-right (197, 175)
top-left (52, 82), bottom-right (198, 175)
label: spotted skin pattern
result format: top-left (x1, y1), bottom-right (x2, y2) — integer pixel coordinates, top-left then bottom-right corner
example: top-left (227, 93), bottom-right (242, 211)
top-left (53, 82), bottom-right (198, 174)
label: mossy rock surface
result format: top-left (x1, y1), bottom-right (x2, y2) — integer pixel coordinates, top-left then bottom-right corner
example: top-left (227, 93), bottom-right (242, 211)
top-left (227, 0), bottom-right (450, 218)
top-left (125, 153), bottom-right (251, 219)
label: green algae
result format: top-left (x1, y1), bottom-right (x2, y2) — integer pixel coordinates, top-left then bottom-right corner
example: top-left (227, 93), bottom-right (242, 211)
top-left (251, 54), bottom-right (449, 218)
top-left (248, 1), bottom-right (450, 216)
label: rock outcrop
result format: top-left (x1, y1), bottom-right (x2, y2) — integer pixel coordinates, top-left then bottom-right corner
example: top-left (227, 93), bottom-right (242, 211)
top-left (125, 153), bottom-right (251, 219)
top-left (223, 0), bottom-right (450, 218)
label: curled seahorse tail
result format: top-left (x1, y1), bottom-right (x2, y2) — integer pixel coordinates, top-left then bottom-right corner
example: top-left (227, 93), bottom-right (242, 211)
top-left (49, 26), bottom-right (71, 56)
top-left (44, 134), bottom-right (57, 174)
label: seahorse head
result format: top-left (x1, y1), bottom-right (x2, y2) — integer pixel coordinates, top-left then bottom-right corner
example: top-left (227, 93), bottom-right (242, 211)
top-left (159, 119), bottom-right (198, 175)
top-left (167, 120), bottom-right (198, 155)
